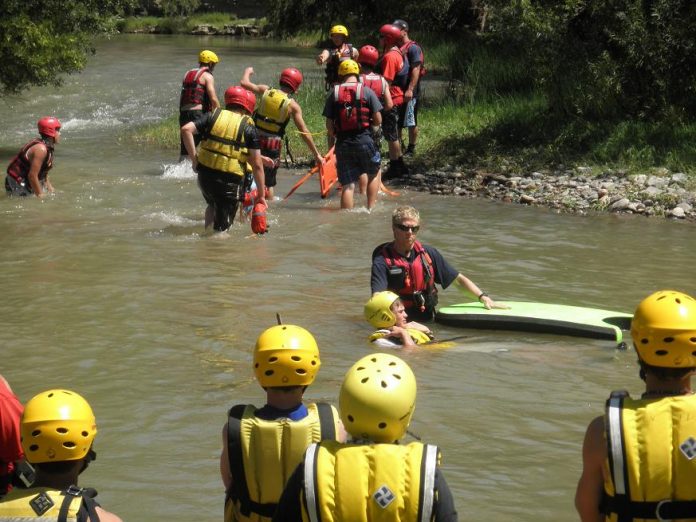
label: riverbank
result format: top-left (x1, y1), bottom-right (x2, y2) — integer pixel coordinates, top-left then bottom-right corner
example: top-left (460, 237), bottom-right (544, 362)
top-left (390, 162), bottom-right (696, 221)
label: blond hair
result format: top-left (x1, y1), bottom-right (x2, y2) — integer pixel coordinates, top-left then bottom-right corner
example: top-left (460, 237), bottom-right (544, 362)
top-left (392, 206), bottom-right (420, 225)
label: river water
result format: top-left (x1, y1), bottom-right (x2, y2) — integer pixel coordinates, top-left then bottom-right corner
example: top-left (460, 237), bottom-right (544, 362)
top-left (1, 35), bottom-right (694, 521)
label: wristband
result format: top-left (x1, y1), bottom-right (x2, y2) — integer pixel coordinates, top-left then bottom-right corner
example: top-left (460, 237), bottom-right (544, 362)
top-left (477, 292), bottom-right (488, 301)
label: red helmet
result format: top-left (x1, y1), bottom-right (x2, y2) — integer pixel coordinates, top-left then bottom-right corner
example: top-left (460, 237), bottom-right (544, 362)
top-left (37, 117), bottom-right (62, 138)
top-left (279, 68), bottom-right (303, 93)
top-left (379, 24), bottom-right (402, 47)
top-left (224, 86), bottom-right (256, 114)
top-left (358, 45), bottom-right (379, 67)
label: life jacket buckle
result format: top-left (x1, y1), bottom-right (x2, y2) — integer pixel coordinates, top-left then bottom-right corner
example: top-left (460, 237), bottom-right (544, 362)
top-left (656, 499), bottom-right (673, 521)
top-left (64, 484), bottom-right (83, 497)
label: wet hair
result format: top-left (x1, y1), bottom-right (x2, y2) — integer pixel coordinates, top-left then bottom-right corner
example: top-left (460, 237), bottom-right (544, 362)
top-left (392, 206), bottom-right (420, 226)
top-left (638, 360), bottom-right (696, 381)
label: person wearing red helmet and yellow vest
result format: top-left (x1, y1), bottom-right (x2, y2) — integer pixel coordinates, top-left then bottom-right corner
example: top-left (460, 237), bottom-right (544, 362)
top-left (0, 389), bottom-right (122, 521)
top-left (322, 59), bottom-right (383, 210)
top-left (220, 325), bottom-right (344, 522)
top-left (178, 50), bottom-right (221, 161)
top-left (6, 117), bottom-right (61, 198)
top-left (181, 85), bottom-right (265, 232)
top-left (272, 352), bottom-right (458, 522)
top-left (240, 66), bottom-right (324, 198)
top-left (576, 290), bottom-right (696, 522)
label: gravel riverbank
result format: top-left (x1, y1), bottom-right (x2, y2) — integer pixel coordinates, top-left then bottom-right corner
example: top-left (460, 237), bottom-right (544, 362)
top-left (392, 164), bottom-right (696, 221)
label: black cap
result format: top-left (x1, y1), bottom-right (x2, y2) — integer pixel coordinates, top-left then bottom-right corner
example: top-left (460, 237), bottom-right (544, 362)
top-left (392, 19), bottom-right (408, 31)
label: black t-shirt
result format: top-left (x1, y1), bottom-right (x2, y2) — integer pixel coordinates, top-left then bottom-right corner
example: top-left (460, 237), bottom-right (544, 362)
top-left (371, 242), bottom-right (459, 291)
top-left (273, 458), bottom-right (458, 522)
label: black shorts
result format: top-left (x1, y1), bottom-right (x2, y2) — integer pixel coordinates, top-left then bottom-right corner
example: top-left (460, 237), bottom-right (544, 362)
top-left (197, 168), bottom-right (242, 231)
top-left (259, 134), bottom-right (282, 188)
top-left (180, 109), bottom-right (203, 156)
top-left (382, 106), bottom-right (401, 143)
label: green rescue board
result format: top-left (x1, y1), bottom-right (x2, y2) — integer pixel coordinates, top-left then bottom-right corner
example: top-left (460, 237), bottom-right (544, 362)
top-left (435, 301), bottom-right (633, 342)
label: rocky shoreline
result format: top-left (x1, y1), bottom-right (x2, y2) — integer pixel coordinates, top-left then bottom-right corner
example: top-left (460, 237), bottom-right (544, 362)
top-left (394, 164), bottom-right (696, 221)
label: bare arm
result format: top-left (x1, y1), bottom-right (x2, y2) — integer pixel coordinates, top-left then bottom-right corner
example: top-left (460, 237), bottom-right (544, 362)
top-left (454, 273), bottom-right (508, 310)
top-left (290, 101), bottom-right (322, 163)
top-left (372, 110), bottom-right (382, 127)
top-left (575, 416), bottom-right (606, 522)
top-left (240, 67), bottom-right (269, 96)
top-left (316, 49), bottom-right (330, 65)
top-left (180, 122), bottom-right (199, 170)
top-left (220, 422), bottom-right (233, 491)
top-left (382, 84), bottom-right (394, 112)
top-left (92, 507), bottom-right (123, 522)
top-left (388, 326), bottom-right (416, 346)
top-left (26, 143), bottom-right (48, 198)
top-left (247, 149), bottom-right (266, 205)
top-left (404, 64), bottom-right (421, 103)
top-left (325, 118), bottom-right (335, 140)
top-left (204, 72), bottom-right (220, 110)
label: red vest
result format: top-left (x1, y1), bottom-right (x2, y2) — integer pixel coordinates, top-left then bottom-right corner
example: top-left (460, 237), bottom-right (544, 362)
top-left (179, 67), bottom-right (211, 111)
top-left (381, 241), bottom-right (438, 312)
top-left (332, 83), bottom-right (371, 133)
top-left (6, 139), bottom-right (53, 185)
top-left (359, 73), bottom-right (387, 104)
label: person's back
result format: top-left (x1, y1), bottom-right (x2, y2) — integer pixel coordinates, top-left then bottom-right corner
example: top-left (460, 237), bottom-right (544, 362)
top-left (0, 388), bottom-right (122, 522)
top-left (221, 324), bottom-right (342, 522)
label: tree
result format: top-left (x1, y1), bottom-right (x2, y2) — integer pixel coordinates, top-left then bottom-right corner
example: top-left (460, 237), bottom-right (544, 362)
top-left (0, 0), bottom-right (132, 95)
top-left (160, 0), bottom-right (201, 18)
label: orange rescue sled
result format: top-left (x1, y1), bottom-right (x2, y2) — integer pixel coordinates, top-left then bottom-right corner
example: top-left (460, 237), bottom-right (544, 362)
top-left (284, 147), bottom-right (338, 200)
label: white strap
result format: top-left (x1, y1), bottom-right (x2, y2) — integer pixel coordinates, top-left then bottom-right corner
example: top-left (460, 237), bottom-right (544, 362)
top-left (607, 396), bottom-right (627, 495)
top-left (304, 443), bottom-right (320, 522)
top-left (419, 444), bottom-right (438, 522)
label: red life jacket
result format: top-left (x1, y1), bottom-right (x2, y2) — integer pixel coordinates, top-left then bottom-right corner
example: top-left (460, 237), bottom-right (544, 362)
top-left (381, 240), bottom-right (438, 312)
top-left (332, 83), bottom-right (371, 133)
top-left (180, 66), bottom-right (211, 111)
top-left (359, 73), bottom-right (387, 104)
top-left (400, 40), bottom-right (427, 77)
top-left (6, 138), bottom-right (53, 185)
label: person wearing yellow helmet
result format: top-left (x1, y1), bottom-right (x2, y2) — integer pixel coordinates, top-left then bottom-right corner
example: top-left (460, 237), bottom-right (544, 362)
top-left (323, 59), bottom-right (383, 210)
top-left (0, 389), bottom-right (122, 521)
top-left (178, 49), bottom-right (221, 161)
top-left (220, 324), bottom-right (344, 522)
top-left (576, 290), bottom-right (696, 522)
top-left (273, 353), bottom-right (458, 521)
top-left (364, 291), bottom-right (433, 347)
top-left (316, 24), bottom-right (359, 91)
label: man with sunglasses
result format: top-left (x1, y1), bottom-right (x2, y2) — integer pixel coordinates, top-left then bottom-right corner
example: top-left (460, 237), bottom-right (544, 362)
top-left (371, 205), bottom-right (506, 322)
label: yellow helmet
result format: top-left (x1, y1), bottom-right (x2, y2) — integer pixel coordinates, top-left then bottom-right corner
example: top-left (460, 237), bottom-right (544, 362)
top-left (21, 389), bottom-right (97, 464)
top-left (631, 290), bottom-right (696, 368)
top-left (329, 25), bottom-right (349, 37)
top-left (339, 353), bottom-right (416, 442)
top-left (254, 325), bottom-right (321, 387)
top-left (199, 50), bottom-right (219, 65)
top-left (338, 59), bottom-right (360, 77)
top-left (364, 291), bottom-right (399, 328)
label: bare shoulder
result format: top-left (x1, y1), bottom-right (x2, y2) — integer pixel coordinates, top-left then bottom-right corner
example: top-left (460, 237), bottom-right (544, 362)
top-left (94, 507), bottom-right (123, 522)
top-left (583, 415), bottom-right (606, 457)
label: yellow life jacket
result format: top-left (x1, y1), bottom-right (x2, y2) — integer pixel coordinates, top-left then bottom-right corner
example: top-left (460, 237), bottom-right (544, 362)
top-left (253, 89), bottom-right (291, 136)
top-left (603, 391), bottom-right (696, 521)
top-left (225, 402), bottom-right (340, 522)
top-left (0, 486), bottom-right (87, 521)
top-left (198, 108), bottom-right (252, 177)
top-left (302, 440), bottom-right (440, 522)
top-left (368, 328), bottom-right (432, 346)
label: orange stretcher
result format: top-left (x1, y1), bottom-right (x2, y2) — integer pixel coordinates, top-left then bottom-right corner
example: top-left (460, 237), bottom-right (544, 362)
top-left (284, 147), bottom-right (338, 200)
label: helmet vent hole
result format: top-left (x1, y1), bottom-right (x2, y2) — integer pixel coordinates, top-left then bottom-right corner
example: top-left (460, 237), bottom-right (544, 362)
top-left (82, 431), bottom-right (89, 437)
top-left (361, 377), bottom-right (369, 384)
top-left (296, 369), bottom-right (306, 375)
top-left (56, 428), bottom-right (68, 434)
top-left (265, 370), bottom-right (274, 376)
top-left (254, 363), bottom-right (259, 368)
top-left (640, 339), bottom-right (649, 344)
top-left (663, 337), bottom-right (675, 343)
top-left (63, 442), bottom-right (76, 449)
top-left (378, 422), bottom-right (387, 429)
top-left (31, 430), bottom-right (41, 437)
top-left (690, 337), bottom-right (696, 343)
top-left (347, 415), bottom-right (354, 422)
top-left (311, 361), bottom-right (317, 366)
top-left (269, 356), bottom-right (278, 363)
top-left (291, 356), bottom-right (301, 362)
top-left (381, 380), bottom-right (388, 388)
top-left (393, 374), bottom-right (402, 380)
top-left (655, 350), bottom-right (668, 356)
top-left (48, 392), bottom-right (54, 398)
top-left (29, 444), bottom-right (39, 452)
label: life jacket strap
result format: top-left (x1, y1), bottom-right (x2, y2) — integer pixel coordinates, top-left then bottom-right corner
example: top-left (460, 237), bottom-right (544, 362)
top-left (604, 494), bottom-right (696, 521)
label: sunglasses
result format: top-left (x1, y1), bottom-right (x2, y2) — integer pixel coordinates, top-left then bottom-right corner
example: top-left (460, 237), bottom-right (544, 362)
top-left (394, 223), bottom-right (420, 233)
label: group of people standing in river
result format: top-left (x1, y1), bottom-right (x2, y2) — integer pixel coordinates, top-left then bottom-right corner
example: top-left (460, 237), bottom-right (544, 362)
top-left (4, 17), bottom-right (696, 522)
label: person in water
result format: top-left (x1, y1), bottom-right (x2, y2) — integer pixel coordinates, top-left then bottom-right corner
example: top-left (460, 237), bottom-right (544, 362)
top-left (272, 352), bottom-right (458, 522)
top-left (364, 291), bottom-right (433, 347)
top-left (180, 85), bottom-right (265, 232)
top-left (5, 117), bottom-right (61, 198)
top-left (0, 388), bottom-right (122, 521)
top-left (179, 50), bottom-right (221, 161)
top-left (575, 290), bottom-right (696, 522)
top-left (240, 66), bottom-right (324, 198)
top-left (220, 324), bottom-right (344, 522)
top-left (371, 205), bottom-right (507, 322)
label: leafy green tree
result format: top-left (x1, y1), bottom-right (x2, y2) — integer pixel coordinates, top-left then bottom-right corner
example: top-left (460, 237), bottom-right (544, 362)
top-left (160, 0), bottom-right (201, 18)
top-left (0, 0), bottom-right (132, 95)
